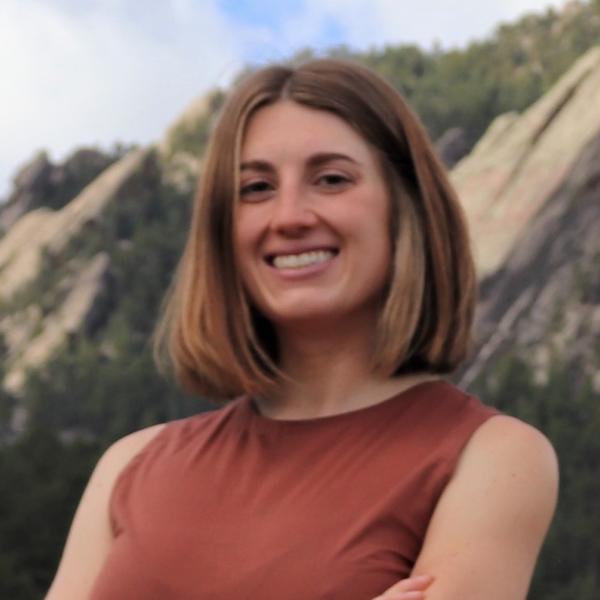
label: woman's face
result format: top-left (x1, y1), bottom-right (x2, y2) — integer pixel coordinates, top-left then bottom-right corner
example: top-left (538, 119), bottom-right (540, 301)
top-left (233, 100), bottom-right (392, 329)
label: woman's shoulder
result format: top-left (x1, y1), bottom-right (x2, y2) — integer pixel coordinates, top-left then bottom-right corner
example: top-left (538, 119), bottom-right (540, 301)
top-left (461, 414), bottom-right (558, 479)
top-left (101, 423), bottom-right (168, 475)
top-left (415, 382), bottom-right (558, 502)
top-left (45, 422), bottom-right (169, 598)
top-left (451, 414), bottom-right (559, 518)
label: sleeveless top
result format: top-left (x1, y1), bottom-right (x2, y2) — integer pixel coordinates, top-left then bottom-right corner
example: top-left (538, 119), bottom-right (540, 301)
top-left (90, 380), bottom-right (499, 600)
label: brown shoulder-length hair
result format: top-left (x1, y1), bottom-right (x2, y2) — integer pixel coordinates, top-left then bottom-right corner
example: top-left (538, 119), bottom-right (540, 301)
top-left (153, 58), bottom-right (476, 401)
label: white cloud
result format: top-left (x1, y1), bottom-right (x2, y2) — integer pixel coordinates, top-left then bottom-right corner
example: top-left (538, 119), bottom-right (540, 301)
top-left (0, 0), bottom-right (241, 198)
top-left (269, 0), bottom-right (569, 53)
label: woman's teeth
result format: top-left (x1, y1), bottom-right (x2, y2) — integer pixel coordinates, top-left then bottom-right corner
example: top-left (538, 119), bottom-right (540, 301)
top-left (272, 250), bottom-right (335, 269)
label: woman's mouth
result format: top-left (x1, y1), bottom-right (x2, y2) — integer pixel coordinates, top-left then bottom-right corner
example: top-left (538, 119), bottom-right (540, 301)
top-left (269, 249), bottom-right (337, 270)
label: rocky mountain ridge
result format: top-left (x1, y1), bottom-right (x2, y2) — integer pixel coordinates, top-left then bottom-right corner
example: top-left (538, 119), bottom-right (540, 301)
top-left (460, 128), bottom-right (600, 391)
top-left (0, 46), bottom-right (598, 421)
top-left (0, 147), bottom-right (122, 232)
top-left (452, 46), bottom-right (600, 278)
top-left (0, 148), bottom-right (157, 398)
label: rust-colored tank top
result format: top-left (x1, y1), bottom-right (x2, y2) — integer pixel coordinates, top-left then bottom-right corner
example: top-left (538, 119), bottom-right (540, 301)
top-left (90, 380), bottom-right (499, 599)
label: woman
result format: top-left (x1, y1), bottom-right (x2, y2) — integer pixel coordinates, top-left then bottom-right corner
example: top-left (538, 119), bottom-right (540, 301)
top-left (47, 59), bottom-right (558, 599)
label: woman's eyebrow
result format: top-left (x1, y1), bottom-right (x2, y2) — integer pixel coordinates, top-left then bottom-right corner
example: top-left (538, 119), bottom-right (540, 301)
top-left (240, 159), bottom-right (272, 172)
top-left (240, 153), bottom-right (360, 172)
top-left (306, 152), bottom-right (360, 168)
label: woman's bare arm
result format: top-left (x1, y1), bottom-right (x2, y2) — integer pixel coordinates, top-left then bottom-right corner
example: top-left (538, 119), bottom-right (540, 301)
top-left (408, 415), bottom-right (559, 599)
top-left (45, 424), bottom-right (165, 599)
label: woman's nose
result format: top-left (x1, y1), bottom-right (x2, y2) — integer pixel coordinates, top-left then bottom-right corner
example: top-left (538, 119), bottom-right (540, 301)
top-left (269, 184), bottom-right (318, 235)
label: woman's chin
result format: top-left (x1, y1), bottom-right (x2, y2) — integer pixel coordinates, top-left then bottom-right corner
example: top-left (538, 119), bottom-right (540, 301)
top-left (264, 303), bottom-right (375, 332)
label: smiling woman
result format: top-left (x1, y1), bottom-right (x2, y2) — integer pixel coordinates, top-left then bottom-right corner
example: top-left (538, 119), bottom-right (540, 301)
top-left (46, 59), bottom-right (558, 600)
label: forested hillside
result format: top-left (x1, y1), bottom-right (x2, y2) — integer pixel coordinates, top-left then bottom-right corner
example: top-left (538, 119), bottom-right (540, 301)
top-left (295, 0), bottom-right (600, 147)
top-left (1, 1), bottom-right (599, 597)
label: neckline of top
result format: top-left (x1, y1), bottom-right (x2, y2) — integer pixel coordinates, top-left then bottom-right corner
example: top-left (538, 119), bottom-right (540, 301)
top-left (240, 379), bottom-right (446, 431)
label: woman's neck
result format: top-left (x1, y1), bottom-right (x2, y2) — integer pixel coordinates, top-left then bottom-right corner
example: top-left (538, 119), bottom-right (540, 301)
top-left (254, 317), bottom-right (438, 420)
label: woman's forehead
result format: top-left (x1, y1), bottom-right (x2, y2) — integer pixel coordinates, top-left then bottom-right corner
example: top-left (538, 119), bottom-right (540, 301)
top-left (240, 100), bottom-right (375, 166)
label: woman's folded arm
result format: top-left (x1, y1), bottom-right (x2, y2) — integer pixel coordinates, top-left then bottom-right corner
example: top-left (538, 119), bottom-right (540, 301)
top-left (409, 415), bottom-right (559, 600)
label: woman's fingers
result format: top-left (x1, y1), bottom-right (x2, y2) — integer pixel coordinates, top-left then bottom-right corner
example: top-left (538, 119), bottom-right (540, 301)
top-left (387, 593), bottom-right (425, 600)
top-left (373, 592), bottom-right (426, 600)
top-left (371, 574), bottom-right (434, 599)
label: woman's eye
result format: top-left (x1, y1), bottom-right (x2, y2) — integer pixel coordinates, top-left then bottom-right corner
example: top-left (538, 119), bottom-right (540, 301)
top-left (240, 180), bottom-right (272, 198)
top-left (317, 173), bottom-right (350, 187)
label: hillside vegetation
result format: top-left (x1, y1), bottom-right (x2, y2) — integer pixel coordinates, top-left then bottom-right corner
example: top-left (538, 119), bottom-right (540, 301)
top-left (281, 0), bottom-right (600, 147)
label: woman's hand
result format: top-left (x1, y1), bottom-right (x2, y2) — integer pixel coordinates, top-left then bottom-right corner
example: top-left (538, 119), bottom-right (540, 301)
top-left (371, 574), bottom-right (434, 599)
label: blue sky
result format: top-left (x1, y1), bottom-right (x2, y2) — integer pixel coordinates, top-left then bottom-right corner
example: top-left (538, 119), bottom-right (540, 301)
top-left (0, 0), bottom-right (569, 200)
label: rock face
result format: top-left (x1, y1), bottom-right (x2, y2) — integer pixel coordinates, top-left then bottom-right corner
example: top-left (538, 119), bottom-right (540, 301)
top-left (459, 130), bottom-right (600, 391)
top-left (0, 152), bottom-right (52, 231)
top-left (450, 47), bottom-right (600, 393)
top-left (452, 46), bottom-right (600, 278)
top-left (0, 148), bottom-right (153, 300)
top-left (0, 147), bottom-right (156, 396)
top-left (0, 148), bottom-right (117, 232)
top-left (2, 253), bottom-right (112, 395)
